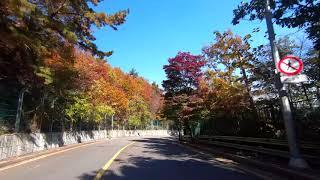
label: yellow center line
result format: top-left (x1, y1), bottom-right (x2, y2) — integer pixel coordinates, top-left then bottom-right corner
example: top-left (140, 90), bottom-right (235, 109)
top-left (95, 142), bottom-right (135, 180)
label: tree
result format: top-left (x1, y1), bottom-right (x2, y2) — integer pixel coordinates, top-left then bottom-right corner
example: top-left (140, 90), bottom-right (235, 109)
top-left (128, 96), bottom-right (152, 129)
top-left (163, 52), bottom-right (205, 95)
top-left (304, 49), bottom-right (320, 88)
top-left (94, 104), bottom-right (115, 130)
top-left (162, 52), bottom-right (205, 138)
top-left (251, 36), bottom-right (299, 99)
top-left (203, 30), bottom-right (256, 113)
top-left (0, 0), bottom-right (128, 59)
top-left (129, 68), bottom-right (139, 77)
top-left (199, 70), bottom-right (252, 136)
top-left (89, 78), bottom-right (129, 120)
top-left (149, 83), bottom-right (163, 119)
top-left (65, 96), bottom-right (91, 130)
top-left (0, 0), bottom-right (128, 94)
top-left (232, 0), bottom-right (320, 53)
top-left (0, 43), bottom-right (165, 133)
top-left (251, 36), bottom-right (320, 138)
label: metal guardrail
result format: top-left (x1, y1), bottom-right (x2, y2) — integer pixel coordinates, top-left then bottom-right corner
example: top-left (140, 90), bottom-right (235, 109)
top-left (182, 135), bottom-right (320, 161)
top-left (197, 135), bottom-right (320, 150)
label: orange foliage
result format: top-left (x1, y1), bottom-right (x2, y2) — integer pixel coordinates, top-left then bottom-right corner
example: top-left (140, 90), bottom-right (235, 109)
top-left (67, 50), bottom-right (163, 121)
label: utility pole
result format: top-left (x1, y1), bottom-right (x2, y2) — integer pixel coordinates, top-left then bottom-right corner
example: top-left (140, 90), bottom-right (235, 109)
top-left (264, 0), bottom-right (309, 169)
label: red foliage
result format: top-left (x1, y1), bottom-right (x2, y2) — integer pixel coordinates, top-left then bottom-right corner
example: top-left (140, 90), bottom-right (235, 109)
top-left (163, 52), bottom-right (205, 94)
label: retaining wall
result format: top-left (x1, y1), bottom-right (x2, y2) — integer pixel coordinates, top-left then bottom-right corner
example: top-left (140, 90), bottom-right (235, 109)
top-left (0, 130), bottom-right (169, 160)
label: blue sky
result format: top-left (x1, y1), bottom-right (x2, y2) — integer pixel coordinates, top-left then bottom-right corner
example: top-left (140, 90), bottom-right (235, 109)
top-left (92, 0), bottom-right (304, 85)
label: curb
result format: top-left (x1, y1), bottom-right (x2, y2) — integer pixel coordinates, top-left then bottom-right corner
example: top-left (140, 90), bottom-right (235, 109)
top-left (181, 141), bottom-right (319, 180)
top-left (0, 138), bottom-right (110, 169)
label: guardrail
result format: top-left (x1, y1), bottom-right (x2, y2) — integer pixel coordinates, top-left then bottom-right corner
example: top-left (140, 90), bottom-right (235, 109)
top-left (182, 135), bottom-right (320, 163)
top-left (198, 135), bottom-right (320, 149)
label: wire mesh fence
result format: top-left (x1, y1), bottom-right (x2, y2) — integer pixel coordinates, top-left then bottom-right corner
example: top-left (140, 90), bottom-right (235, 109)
top-left (0, 88), bottom-right (18, 134)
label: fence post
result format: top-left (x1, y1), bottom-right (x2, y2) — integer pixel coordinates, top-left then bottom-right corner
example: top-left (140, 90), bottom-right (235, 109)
top-left (111, 114), bottom-right (114, 131)
top-left (15, 88), bottom-right (26, 132)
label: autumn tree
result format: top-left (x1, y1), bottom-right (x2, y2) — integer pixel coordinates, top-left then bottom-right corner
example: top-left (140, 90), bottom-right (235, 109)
top-left (203, 30), bottom-right (257, 115)
top-left (0, 0), bottom-right (129, 133)
top-left (128, 96), bottom-right (152, 129)
top-left (0, 44), bottom-right (165, 134)
top-left (199, 71), bottom-right (252, 136)
top-left (70, 51), bottom-right (162, 131)
top-left (149, 82), bottom-right (164, 119)
top-left (162, 52), bottom-right (205, 138)
top-left (0, 0), bottom-right (128, 119)
top-left (65, 96), bottom-right (92, 131)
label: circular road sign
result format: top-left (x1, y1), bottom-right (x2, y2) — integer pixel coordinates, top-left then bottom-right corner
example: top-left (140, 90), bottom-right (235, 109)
top-left (277, 55), bottom-right (303, 76)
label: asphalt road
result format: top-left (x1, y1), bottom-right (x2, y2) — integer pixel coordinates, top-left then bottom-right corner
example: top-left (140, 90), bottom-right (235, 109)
top-left (0, 136), bottom-right (260, 180)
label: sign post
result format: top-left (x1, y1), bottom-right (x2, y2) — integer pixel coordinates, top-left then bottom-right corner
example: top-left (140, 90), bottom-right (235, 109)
top-left (265, 0), bottom-right (309, 169)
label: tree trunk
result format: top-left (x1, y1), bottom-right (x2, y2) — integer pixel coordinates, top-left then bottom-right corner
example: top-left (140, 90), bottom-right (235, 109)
top-left (178, 129), bottom-right (182, 141)
top-left (70, 121), bottom-right (73, 131)
top-left (240, 67), bottom-right (258, 117)
top-left (50, 120), bottom-right (54, 132)
top-left (61, 119), bottom-right (65, 132)
top-left (287, 85), bottom-right (296, 110)
top-left (301, 83), bottom-right (312, 109)
top-left (178, 120), bottom-right (182, 141)
top-left (317, 86), bottom-right (320, 101)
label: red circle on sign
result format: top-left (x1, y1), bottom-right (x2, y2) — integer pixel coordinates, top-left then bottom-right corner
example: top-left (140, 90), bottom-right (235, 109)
top-left (277, 55), bottom-right (303, 76)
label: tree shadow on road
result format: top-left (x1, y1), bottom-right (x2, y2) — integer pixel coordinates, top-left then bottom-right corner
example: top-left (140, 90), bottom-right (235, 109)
top-left (78, 137), bottom-right (260, 180)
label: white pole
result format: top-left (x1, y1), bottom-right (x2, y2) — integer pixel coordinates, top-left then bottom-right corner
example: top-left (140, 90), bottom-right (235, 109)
top-left (111, 114), bottom-right (114, 131)
top-left (264, 0), bottom-right (308, 169)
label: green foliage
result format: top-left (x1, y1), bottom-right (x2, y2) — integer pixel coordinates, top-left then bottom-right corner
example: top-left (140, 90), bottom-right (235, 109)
top-left (65, 96), bottom-right (91, 122)
top-left (94, 105), bottom-right (115, 123)
top-left (232, 0), bottom-right (320, 51)
top-left (0, 0), bottom-right (128, 59)
top-left (65, 95), bottom-right (115, 125)
top-left (128, 96), bottom-right (152, 129)
top-left (304, 49), bottom-right (320, 84)
top-left (35, 66), bottom-right (53, 85)
top-left (129, 68), bottom-right (139, 77)
top-left (250, 36), bottom-right (320, 139)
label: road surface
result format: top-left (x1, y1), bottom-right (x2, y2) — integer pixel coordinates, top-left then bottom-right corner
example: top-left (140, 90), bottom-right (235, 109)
top-left (0, 136), bottom-right (260, 180)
